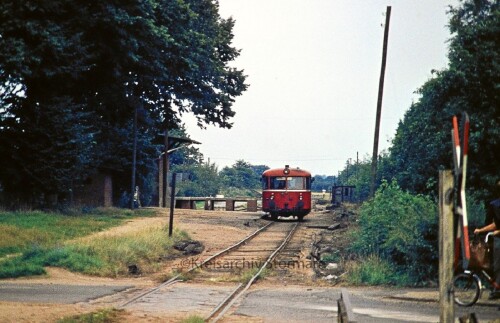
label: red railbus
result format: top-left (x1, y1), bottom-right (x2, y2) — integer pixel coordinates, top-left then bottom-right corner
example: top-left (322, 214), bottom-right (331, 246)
top-left (261, 165), bottom-right (312, 221)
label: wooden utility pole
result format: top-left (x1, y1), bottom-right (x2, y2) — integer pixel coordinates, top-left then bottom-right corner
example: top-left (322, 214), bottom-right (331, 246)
top-left (439, 170), bottom-right (454, 322)
top-left (162, 129), bottom-right (169, 208)
top-left (130, 104), bottom-right (138, 209)
top-left (370, 6), bottom-right (391, 197)
top-left (169, 172), bottom-right (177, 237)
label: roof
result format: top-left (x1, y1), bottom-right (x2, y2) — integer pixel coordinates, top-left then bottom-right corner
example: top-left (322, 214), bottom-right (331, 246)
top-left (262, 166), bottom-right (312, 177)
top-left (154, 134), bottom-right (201, 149)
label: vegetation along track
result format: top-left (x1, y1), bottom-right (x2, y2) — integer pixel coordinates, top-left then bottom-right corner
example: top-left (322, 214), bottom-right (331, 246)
top-left (119, 219), bottom-right (300, 322)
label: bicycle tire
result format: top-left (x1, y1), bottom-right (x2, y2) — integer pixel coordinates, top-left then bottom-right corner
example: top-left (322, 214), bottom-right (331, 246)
top-left (453, 272), bottom-right (481, 307)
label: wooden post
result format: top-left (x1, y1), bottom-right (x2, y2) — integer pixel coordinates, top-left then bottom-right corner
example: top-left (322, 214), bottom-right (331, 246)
top-left (158, 157), bottom-right (163, 207)
top-left (247, 199), bottom-right (258, 212)
top-left (169, 172), bottom-right (176, 237)
top-left (130, 104), bottom-right (138, 209)
top-left (225, 199), bottom-right (235, 211)
top-left (439, 170), bottom-right (454, 323)
top-left (163, 129), bottom-right (169, 208)
top-left (370, 6), bottom-right (391, 197)
top-left (337, 289), bottom-right (356, 323)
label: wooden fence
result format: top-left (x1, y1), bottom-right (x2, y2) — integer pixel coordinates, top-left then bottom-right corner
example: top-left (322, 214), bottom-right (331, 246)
top-left (174, 197), bottom-right (259, 212)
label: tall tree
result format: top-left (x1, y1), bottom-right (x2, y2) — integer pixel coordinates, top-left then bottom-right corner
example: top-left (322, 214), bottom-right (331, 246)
top-left (388, 0), bottom-right (499, 199)
top-left (220, 160), bottom-right (262, 190)
top-left (0, 0), bottom-right (247, 206)
top-left (173, 162), bottom-right (222, 197)
top-left (0, 1), bottom-right (96, 206)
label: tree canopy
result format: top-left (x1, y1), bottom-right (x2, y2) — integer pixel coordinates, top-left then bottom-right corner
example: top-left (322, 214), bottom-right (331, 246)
top-left (386, 0), bottom-right (499, 199)
top-left (220, 160), bottom-right (262, 190)
top-left (0, 0), bottom-right (247, 207)
top-left (333, 0), bottom-right (498, 202)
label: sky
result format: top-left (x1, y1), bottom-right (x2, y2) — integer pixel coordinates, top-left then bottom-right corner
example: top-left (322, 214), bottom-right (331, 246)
top-left (183, 0), bottom-right (458, 176)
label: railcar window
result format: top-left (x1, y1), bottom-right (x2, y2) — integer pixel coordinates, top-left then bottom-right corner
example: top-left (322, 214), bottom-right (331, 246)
top-left (287, 177), bottom-right (305, 190)
top-left (262, 177), bottom-right (269, 190)
top-left (270, 177), bottom-right (287, 189)
top-left (305, 177), bottom-right (311, 190)
top-left (267, 176), bottom-right (311, 190)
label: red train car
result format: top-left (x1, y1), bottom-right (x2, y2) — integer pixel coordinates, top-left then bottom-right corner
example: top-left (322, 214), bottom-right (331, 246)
top-left (261, 165), bottom-right (312, 221)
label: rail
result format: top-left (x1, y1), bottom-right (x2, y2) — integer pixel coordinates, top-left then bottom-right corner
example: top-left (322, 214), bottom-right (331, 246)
top-left (207, 222), bottom-right (300, 322)
top-left (120, 221), bottom-right (299, 322)
top-left (119, 222), bottom-right (275, 308)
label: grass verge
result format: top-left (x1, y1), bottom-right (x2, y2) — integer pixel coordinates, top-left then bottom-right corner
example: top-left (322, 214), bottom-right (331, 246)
top-left (180, 315), bottom-right (205, 323)
top-left (58, 308), bottom-right (124, 323)
top-left (345, 254), bottom-right (412, 286)
top-left (0, 208), bottom-right (189, 278)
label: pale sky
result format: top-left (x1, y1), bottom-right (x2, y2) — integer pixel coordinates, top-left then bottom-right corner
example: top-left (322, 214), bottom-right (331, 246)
top-left (184, 0), bottom-right (457, 176)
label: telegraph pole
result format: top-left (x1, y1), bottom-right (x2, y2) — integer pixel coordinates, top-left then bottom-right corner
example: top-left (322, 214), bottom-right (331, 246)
top-left (130, 104), bottom-right (138, 209)
top-left (370, 6), bottom-right (391, 197)
top-left (162, 129), bottom-right (169, 207)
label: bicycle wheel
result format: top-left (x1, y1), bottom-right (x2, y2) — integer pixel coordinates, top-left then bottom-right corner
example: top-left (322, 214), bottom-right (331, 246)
top-left (453, 272), bottom-right (481, 307)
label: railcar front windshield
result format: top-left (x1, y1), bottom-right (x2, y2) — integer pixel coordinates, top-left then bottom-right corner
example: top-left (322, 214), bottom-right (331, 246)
top-left (263, 176), bottom-right (311, 190)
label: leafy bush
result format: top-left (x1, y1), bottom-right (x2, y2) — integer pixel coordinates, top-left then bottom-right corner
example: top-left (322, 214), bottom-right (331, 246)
top-left (350, 179), bottom-right (438, 284)
top-left (218, 186), bottom-right (259, 198)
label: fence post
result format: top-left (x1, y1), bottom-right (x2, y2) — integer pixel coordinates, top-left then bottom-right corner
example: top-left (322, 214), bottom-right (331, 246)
top-left (337, 289), bottom-right (356, 323)
top-left (225, 199), bottom-right (234, 211)
top-left (439, 170), bottom-right (454, 322)
top-left (247, 199), bottom-right (258, 212)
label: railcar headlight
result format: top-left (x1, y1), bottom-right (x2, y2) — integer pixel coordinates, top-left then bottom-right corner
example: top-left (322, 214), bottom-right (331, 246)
top-left (299, 194), bottom-right (303, 200)
top-left (270, 193), bottom-right (274, 200)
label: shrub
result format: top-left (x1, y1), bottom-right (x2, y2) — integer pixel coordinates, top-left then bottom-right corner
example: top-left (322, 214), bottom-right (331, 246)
top-left (350, 179), bottom-right (438, 284)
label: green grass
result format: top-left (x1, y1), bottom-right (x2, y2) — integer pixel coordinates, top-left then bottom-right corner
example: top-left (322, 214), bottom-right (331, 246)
top-left (58, 308), bottom-right (123, 323)
top-left (216, 267), bottom-right (269, 283)
top-left (345, 254), bottom-right (412, 286)
top-left (0, 208), bottom-right (190, 278)
top-left (239, 267), bottom-right (268, 283)
top-left (180, 315), bottom-right (205, 323)
top-left (0, 209), bottom-right (123, 257)
top-left (320, 252), bottom-right (340, 264)
top-left (195, 201), bottom-right (206, 209)
top-left (67, 227), bottom-right (189, 276)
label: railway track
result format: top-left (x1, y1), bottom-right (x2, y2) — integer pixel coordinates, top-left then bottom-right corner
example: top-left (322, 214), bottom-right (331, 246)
top-left (119, 219), bottom-right (300, 322)
top-left (205, 220), bottom-right (299, 322)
